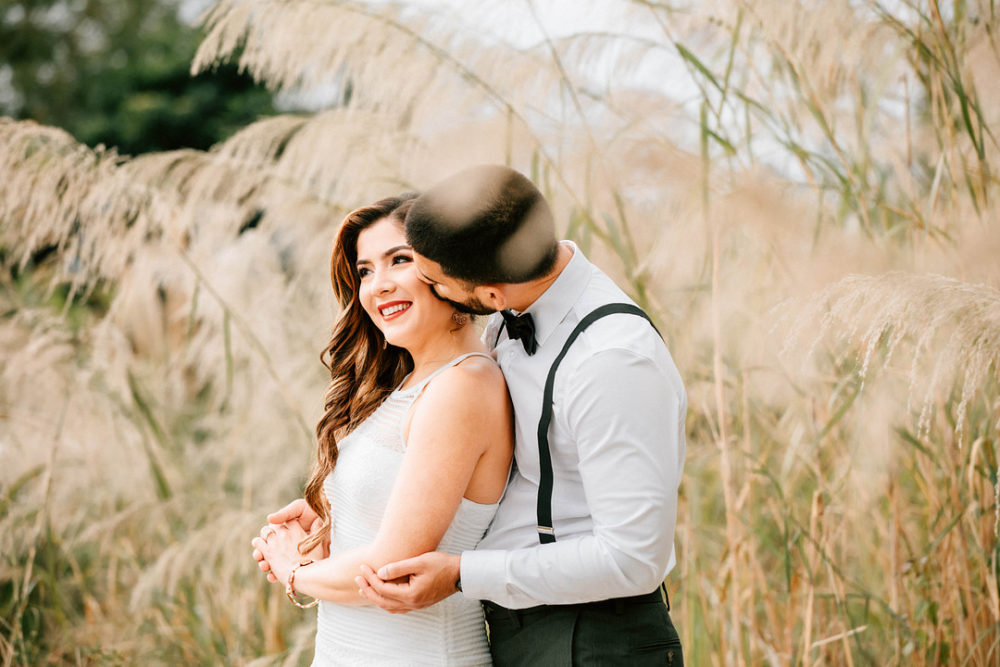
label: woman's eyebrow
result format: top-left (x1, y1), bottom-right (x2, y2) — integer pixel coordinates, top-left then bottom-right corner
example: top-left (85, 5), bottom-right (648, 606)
top-left (356, 245), bottom-right (412, 268)
top-left (383, 244), bottom-right (411, 256)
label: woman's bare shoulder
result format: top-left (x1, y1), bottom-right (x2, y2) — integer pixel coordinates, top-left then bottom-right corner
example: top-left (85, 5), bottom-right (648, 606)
top-left (450, 354), bottom-right (506, 386)
top-left (401, 355), bottom-right (511, 464)
top-left (416, 355), bottom-right (508, 417)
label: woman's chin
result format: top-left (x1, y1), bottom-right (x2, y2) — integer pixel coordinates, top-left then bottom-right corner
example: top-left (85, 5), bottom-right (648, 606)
top-left (383, 332), bottom-right (411, 350)
top-left (383, 318), bottom-right (450, 351)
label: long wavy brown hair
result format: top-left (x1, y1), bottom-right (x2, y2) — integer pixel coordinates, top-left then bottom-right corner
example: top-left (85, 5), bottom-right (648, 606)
top-left (299, 193), bottom-right (419, 555)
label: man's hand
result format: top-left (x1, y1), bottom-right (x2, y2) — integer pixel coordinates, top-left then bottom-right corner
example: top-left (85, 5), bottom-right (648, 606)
top-left (355, 552), bottom-right (461, 614)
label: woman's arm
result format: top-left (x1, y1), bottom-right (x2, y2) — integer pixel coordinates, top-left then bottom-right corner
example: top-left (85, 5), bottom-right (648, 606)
top-left (257, 359), bottom-right (512, 605)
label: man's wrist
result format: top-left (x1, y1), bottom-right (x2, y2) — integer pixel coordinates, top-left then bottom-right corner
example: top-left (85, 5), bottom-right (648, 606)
top-left (456, 548), bottom-right (504, 601)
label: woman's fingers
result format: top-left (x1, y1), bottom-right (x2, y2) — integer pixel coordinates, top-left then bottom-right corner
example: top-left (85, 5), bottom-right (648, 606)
top-left (266, 498), bottom-right (317, 531)
top-left (251, 539), bottom-right (274, 578)
top-left (266, 498), bottom-right (304, 524)
top-left (251, 537), bottom-right (272, 563)
top-left (252, 538), bottom-right (279, 582)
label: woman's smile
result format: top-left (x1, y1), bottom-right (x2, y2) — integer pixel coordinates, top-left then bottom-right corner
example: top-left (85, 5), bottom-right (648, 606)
top-left (378, 301), bottom-right (412, 320)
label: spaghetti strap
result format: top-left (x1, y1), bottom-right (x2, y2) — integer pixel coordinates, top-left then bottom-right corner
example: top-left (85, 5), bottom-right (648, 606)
top-left (415, 352), bottom-right (494, 389)
top-left (397, 352), bottom-right (495, 394)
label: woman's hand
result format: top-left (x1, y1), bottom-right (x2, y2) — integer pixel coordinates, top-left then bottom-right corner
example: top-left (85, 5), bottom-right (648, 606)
top-left (252, 521), bottom-right (311, 586)
top-left (253, 499), bottom-right (330, 582)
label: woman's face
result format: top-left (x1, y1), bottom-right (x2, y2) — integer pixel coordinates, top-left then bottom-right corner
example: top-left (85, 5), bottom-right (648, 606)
top-left (355, 217), bottom-right (455, 349)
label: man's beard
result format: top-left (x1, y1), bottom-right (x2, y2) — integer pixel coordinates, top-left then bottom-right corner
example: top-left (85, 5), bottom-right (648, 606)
top-left (430, 284), bottom-right (496, 316)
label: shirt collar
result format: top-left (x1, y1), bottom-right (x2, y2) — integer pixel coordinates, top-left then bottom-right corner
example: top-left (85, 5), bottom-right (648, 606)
top-left (520, 241), bottom-right (590, 350)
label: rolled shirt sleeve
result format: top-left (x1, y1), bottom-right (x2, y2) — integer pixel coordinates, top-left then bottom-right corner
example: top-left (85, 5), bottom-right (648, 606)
top-left (461, 347), bottom-right (685, 607)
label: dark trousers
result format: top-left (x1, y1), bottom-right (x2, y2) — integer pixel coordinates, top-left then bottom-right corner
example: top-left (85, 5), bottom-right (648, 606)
top-left (483, 589), bottom-right (682, 666)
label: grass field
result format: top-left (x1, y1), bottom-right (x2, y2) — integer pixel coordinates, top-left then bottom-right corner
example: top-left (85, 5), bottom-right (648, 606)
top-left (2, 1), bottom-right (998, 664)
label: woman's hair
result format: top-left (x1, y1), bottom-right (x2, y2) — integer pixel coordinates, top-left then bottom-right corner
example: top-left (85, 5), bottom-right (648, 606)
top-left (299, 192), bottom-right (419, 556)
top-left (404, 164), bottom-right (559, 285)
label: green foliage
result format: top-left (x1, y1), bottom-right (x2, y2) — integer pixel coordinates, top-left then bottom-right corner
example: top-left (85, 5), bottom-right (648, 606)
top-left (0, 0), bottom-right (275, 154)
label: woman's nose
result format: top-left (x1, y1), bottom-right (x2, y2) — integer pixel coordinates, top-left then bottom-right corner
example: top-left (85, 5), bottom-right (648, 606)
top-left (372, 269), bottom-right (394, 294)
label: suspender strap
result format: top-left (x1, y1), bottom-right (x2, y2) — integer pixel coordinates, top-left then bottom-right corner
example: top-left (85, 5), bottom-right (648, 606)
top-left (536, 303), bottom-right (660, 544)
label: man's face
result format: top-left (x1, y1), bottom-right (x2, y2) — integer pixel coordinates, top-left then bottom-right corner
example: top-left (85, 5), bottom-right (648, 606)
top-left (412, 253), bottom-right (497, 316)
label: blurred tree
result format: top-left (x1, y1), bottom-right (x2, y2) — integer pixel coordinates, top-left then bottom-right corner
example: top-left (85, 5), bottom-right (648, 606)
top-left (0, 0), bottom-right (275, 155)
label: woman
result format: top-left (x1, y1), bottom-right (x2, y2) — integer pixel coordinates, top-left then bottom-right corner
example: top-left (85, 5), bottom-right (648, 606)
top-left (251, 193), bottom-right (513, 665)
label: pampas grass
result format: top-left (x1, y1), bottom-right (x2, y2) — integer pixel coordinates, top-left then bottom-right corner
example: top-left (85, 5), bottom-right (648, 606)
top-left (784, 272), bottom-right (1000, 444)
top-left (1, 0), bottom-right (998, 664)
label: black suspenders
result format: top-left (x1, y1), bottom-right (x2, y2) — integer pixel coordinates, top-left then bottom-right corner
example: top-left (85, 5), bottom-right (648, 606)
top-left (533, 303), bottom-right (660, 544)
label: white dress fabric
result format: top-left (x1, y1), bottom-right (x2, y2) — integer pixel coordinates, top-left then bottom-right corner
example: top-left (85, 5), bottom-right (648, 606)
top-left (312, 352), bottom-right (499, 666)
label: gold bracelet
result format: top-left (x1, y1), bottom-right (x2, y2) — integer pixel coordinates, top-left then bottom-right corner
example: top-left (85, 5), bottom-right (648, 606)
top-left (286, 560), bottom-right (319, 609)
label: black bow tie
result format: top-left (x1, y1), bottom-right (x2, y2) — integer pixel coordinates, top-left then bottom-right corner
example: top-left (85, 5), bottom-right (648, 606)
top-left (500, 309), bottom-right (538, 355)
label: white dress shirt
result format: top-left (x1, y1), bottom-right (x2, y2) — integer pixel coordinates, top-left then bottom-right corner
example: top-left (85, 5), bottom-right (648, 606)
top-left (460, 242), bottom-right (687, 609)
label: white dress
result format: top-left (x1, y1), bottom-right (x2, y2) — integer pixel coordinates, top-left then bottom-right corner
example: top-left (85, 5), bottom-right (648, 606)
top-left (312, 353), bottom-right (499, 666)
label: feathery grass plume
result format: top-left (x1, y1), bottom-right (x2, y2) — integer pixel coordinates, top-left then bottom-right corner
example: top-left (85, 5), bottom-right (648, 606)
top-left (783, 271), bottom-right (1000, 444)
top-left (192, 0), bottom-right (560, 116)
top-left (2, 114), bottom-right (349, 290)
top-left (119, 108), bottom-right (430, 228)
top-left (210, 108), bottom-right (424, 203)
top-left (0, 119), bottom-right (150, 287)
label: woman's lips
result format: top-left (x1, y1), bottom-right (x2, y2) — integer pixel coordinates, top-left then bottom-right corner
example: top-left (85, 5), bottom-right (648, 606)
top-left (378, 301), bottom-right (412, 320)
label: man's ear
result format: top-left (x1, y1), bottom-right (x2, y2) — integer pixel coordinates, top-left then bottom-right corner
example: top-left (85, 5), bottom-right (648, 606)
top-left (474, 285), bottom-right (507, 311)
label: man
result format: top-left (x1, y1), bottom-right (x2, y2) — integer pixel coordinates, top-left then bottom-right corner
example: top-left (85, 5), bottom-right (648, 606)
top-left (273, 165), bottom-right (686, 664)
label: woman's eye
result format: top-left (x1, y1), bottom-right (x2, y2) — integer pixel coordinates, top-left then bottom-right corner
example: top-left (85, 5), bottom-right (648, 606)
top-left (358, 267), bottom-right (372, 278)
top-left (392, 254), bottom-right (412, 265)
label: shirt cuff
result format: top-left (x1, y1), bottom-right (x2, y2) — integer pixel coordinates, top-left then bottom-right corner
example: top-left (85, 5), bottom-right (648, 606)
top-left (459, 549), bottom-right (506, 602)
